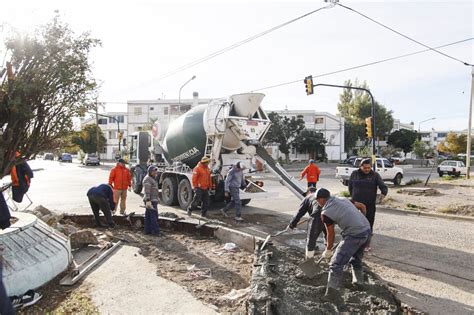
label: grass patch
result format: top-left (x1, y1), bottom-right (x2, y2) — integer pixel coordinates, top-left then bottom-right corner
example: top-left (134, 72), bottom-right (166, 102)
top-left (405, 203), bottom-right (426, 210)
top-left (406, 178), bottom-right (422, 186)
top-left (339, 191), bottom-right (351, 198)
top-left (440, 175), bottom-right (459, 181)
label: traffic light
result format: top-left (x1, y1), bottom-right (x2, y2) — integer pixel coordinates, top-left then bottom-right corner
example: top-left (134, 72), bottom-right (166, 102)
top-left (118, 132), bottom-right (123, 141)
top-left (304, 75), bottom-right (313, 95)
top-left (365, 117), bottom-right (373, 138)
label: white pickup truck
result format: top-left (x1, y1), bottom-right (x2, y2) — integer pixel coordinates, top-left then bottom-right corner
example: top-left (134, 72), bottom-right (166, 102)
top-left (437, 160), bottom-right (467, 177)
top-left (335, 157), bottom-right (404, 186)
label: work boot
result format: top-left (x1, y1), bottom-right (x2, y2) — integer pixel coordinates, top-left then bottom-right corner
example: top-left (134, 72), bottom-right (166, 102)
top-left (201, 212), bottom-right (207, 218)
top-left (187, 208), bottom-right (192, 217)
top-left (351, 268), bottom-right (365, 287)
top-left (305, 249), bottom-right (315, 259)
top-left (235, 216), bottom-right (244, 222)
top-left (324, 272), bottom-right (343, 304)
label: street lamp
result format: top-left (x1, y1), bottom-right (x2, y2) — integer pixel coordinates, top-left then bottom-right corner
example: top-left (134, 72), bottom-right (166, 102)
top-left (418, 117), bottom-right (436, 133)
top-left (178, 75), bottom-right (196, 114)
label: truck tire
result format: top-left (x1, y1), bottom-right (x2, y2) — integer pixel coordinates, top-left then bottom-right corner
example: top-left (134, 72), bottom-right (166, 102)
top-left (177, 178), bottom-right (193, 210)
top-left (393, 173), bottom-right (403, 186)
top-left (438, 172), bottom-right (444, 177)
top-left (342, 179), bottom-right (348, 186)
top-left (455, 171), bottom-right (461, 177)
top-left (241, 199), bottom-right (251, 206)
top-left (162, 177), bottom-right (178, 206)
top-left (132, 167), bottom-right (144, 194)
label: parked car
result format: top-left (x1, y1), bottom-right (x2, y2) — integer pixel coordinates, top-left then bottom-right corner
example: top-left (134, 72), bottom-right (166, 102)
top-left (336, 157), bottom-right (404, 186)
top-left (342, 156), bottom-right (358, 165)
top-left (83, 153), bottom-right (100, 166)
top-left (44, 153), bottom-right (54, 160)
top-left (59, 153), bottom-right (73, 163)
top-left (388, 156), bottom-right (405, 165)
top-left (437, 160), bottom-right (467, 177)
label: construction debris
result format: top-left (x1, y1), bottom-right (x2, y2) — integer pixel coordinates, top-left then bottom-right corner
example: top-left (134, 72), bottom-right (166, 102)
top-left (69, 230), bottom-right (99, 249)
top-left (397, 187), bottom-right (439, 196)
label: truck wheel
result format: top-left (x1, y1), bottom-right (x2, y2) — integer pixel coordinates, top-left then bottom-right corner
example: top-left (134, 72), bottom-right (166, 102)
top-left (162, 177), bottom-right (178, 206)
top-left (342, 180), bottom-right (348, 186)
top-left (438, 172), bottom-right (443, 177)
top-left (455, 171), bottom-right (461, 177)
top-left (177, 178), bottom-right (193, 210)
top-left (393, 173), bottom-right (402, 186)
top-left (241, 199), bottom-right (251, 206)
top-left (132, 168), bottom-right (143, 194)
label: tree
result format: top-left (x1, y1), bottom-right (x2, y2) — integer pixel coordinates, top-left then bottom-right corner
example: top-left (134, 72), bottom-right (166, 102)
top-left (293, 130), bottom-right (327, 160)
top-left (0, 16), bottom-right (100, 179)
top-left (71, 124), bottom-right (106, 154)
top-left (387, 129), bottom-right (418, 156)
top-left (412, 139), bottom-right (430, 164)
top-left (380, 145), bottom-right (400, 158)
top-left (337, 79), bottom-right (394, 151)
top-left (437, 133), bottom-right (473, 155)
top-left (264, 112), bottom-right (305, 163)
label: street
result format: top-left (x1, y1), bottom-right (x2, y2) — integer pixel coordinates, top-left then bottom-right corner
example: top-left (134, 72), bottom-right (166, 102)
top-left (3, 159), bottom-right (473, 314)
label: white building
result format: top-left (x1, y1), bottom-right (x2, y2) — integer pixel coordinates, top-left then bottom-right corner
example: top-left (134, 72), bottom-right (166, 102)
top-left (81, 112), bottom-right (127, 160)
top-left (127, 92), bottom-right (211, 136)
top-left (265, 109), bottom-right (346, 162)
top-left (419, 129), bottom-right (474, 149)
top-left (392, 119), bottom-right (415, 132)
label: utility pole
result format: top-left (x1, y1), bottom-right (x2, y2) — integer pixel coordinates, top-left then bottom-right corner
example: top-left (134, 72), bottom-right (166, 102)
top-left (95, 99), bottom-right (100, 156)
top-left (467, 66), bottom-right (473, 179)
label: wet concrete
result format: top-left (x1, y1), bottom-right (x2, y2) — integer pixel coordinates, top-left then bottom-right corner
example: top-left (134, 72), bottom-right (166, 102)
top-left (248, 244), bottom-right (401, 314)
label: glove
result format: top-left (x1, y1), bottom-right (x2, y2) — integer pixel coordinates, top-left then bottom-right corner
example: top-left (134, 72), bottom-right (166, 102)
top-left (322, 249), bottom-right (333, 260)
top-left (145, 201), bottom-right (152, 209)
top-left (288, 223), bottom-right (296, 230)
top-left (379, 194), bottom-right (386, 203)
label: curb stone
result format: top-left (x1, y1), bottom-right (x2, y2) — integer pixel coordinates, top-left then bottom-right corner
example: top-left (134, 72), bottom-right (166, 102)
top-left (378, 206), bottom-right (474, 222)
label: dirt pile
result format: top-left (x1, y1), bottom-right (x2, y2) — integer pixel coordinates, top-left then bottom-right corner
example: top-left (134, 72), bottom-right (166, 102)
top-left (249, 245), bottom-right (401, 314)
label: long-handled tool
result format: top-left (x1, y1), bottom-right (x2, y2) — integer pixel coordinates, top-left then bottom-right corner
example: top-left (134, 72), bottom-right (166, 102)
top-left (298, 242), bottom-right (340, 278)
top-left (259, 218), bottom-right (310, 251)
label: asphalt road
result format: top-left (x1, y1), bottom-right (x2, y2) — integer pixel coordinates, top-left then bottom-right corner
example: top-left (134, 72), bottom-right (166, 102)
top-left (2, 159), bottom-right (472, 314)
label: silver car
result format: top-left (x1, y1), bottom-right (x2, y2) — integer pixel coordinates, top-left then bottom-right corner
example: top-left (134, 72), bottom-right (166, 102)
top-left (83, 153), bottom-right (100, 166)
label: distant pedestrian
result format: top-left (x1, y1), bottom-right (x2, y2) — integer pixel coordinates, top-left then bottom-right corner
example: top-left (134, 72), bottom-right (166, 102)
top-left (108, 158), bottom-right (132, 215)
top-left (316, 188), bottom-right (371, 301)
top-left (188, 156), bottom-right (212, 217)
top-left (348, 158), bottom-right (388, 251)
top-left (288, 186), bottom-right (327, 259)
top-left (220, 161), bottom-right (247, 221)
top-left (86, 184), bottom-right (116, 228)
top-left (300, 159), bottom-right (321, 188)
top-left (143, 166), bottom-right (160, 235)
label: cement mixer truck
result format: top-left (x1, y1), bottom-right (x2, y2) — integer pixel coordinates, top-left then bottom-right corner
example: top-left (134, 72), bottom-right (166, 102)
top-left (128, 93), bottom-right (306, 210)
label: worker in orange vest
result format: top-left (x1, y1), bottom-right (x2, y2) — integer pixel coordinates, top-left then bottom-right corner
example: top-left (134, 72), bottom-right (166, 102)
top-left (188, 156), bottom-right (212, 217)
top-left (300, 159), bottom-right (321, 188)
top-left (108, 159), bottom-right (132, 215)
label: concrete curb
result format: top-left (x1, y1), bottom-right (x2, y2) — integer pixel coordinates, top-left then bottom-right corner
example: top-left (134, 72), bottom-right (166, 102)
top-left (378, 206), bottom-right (474, 222)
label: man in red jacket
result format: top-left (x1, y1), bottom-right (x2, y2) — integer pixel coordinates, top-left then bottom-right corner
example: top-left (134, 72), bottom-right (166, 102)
top-left (188, 156), bottom-right (212, 217)
top-left (300, 159), bottom-right (321, 188)
top-left (108, 159), bottom-right (132, 215)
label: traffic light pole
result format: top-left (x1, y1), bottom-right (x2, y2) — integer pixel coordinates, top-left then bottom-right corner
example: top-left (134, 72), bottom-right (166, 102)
top-left (312, 83), bottom-right (377, 171)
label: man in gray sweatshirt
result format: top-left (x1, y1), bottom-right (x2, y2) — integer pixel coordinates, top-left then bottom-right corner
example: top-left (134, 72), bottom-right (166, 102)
top-left (220, 162), bottom-right (247, 221)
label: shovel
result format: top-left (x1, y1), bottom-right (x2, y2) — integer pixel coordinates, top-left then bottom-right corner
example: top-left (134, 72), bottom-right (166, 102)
top-left (298, 242), bottom-right (339, 278)
top-left (259, 218), bottom-right (310, 251)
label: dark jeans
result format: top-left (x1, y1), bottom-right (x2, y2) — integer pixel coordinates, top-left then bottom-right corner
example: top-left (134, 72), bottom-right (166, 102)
top-left (223, 187), bottom-right (241, 217)
top-left (88, 194), bottom-right (114, 227)
top-left (307, 182), bottom-right (317, 188)
top-left (306, 213), bottom-right (327, 251)
top-left (189, 188), bottom-right (210, 215)
top-left (365, 203), bottom-right (376, 232)
top-left (0, 264), bottom-right (15, 315)
top-left (329, 229), bottom-right (371, 286)
top-left (144, 201), bottom-right (160, 235)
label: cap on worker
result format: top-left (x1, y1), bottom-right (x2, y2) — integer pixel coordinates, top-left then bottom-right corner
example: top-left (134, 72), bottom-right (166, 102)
top-left (201, 156), bottom-right (210, 164)
top-left (309, 159), bottom-right (315, 163)
top-left (118, 158), bottom-right (128, 164)
top-left (236, 161), bottom-right (246, 169)
top-left (360, 158), bottom-right (372, 166)
top-left (147, 165), bottom-right (158, 174)
top-left (315, 188), bottom-right (330, 199)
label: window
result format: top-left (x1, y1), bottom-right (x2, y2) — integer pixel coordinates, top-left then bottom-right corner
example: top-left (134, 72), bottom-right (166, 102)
top-left (150, 107), bottom-right (154, 111)
top-left (109, 115), bottom-right (124, 123)
top-left (315, 117), bottom-right (324, 124)
top-left (109, 131), bottom-right (117, 139)
top-left (98, 118), bottom-right (107, 125)
top-left (376, 160), bottom-right (383, 168)
top-left (437, 133), bottom-right (447, 138)
top-left (164, 107), bottom-right (168, 115)
top-left (134, 107), bottom-right (142, 116)
top-left (383, 159), bottom-right (393, 168)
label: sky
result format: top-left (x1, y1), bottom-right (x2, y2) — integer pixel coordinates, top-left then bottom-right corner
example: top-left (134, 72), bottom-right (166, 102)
top-left (1, 0), bottom-right (473, 131)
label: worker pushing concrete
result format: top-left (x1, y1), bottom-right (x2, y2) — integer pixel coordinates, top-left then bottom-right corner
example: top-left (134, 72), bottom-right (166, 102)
top-left (220, 161), bottom-right (247, 221)
top-left (348, 158), bottom-right (388, 251)
top-left (314, 188), bottom-right (371, 300)
top-left (287, 187), bottom-right (327, 259)
top-left (300, 159), bottom-right (321, 188)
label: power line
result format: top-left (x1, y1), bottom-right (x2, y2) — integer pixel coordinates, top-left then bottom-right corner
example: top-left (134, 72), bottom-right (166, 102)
top-left (336, 2), bottom-right (473, 66)
top-left (140, 4), bottom-right (333, 85)
top-left (250, 37), bottom-right (473, 92)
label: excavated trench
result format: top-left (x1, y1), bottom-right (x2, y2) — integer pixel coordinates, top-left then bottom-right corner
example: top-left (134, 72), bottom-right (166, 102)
top-left (43, 214), bottom-right (401, 314)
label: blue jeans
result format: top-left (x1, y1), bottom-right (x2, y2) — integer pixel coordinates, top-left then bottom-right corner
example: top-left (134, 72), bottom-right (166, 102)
top-left (223, 187), bottom-right (241, 217)
top-left (0, 264), bottom-right (15, 315)
top-left (144, 201), bottom-right (160, 235)
top-left (329, 229), bottom-right (371, 286)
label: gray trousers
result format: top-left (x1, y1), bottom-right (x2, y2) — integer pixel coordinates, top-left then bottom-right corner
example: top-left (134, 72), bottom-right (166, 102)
top-left (328, 229), bottom-right (371, 287)
top-left (223, 187), bottom-right (241, 217)
top-left (306, 214), bottom-right (327, 251)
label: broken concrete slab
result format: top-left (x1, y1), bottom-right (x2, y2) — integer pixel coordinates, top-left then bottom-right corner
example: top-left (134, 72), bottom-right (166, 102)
top-left (69, 230), bottom-right (99, 249)
top-left (397, 187), bottom-right (439, 196)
